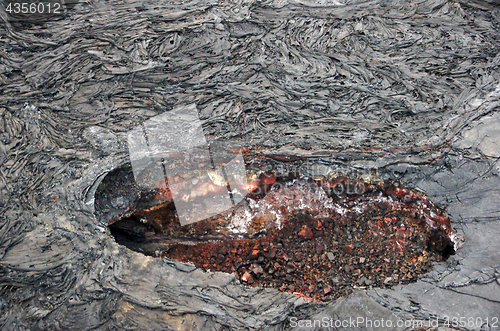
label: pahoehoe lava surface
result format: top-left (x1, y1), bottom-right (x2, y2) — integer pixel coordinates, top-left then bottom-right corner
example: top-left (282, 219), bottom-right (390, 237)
top-left (1, 0), bottom-right (500, 330)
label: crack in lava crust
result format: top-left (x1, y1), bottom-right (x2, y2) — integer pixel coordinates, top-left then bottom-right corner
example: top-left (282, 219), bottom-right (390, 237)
top-left (100, 165), bottom-right (455, 302)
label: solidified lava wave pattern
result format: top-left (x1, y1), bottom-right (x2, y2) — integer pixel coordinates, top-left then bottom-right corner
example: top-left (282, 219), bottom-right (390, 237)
top-left (101, 159), bottom-right (455, 302)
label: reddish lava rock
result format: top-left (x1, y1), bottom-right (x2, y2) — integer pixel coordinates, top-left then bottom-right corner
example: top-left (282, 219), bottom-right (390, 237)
top-left (343, 244), bottom-right (354, 254)
top-left (105, 163), bottom-right (456, 302)
top-left (298, 227), bottom-right (314, 240)
top-left (241, 271), bottom-right (254, 284)
top-left (165, 207), bottom-right (453, 301)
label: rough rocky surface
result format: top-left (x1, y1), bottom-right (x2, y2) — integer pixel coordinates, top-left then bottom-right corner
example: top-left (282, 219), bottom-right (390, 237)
top-left (103, 166), bottom-right (455, 302)
top-left (1, 0), bottom-right (500, 330)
